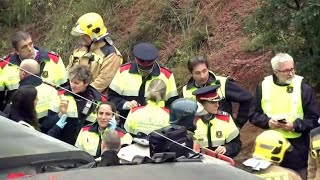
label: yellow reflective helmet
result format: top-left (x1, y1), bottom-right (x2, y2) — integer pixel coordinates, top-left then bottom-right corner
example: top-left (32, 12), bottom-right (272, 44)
top-left (71, 12), bottom-right (108, 41)
top-left (253, 130), bottom-right (291, 163)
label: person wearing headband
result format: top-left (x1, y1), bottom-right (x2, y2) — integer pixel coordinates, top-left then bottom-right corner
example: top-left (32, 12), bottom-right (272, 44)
top-left (108, 43), bottom-right (178, 126)
top-left (192, 85), bottom-right (241, 158)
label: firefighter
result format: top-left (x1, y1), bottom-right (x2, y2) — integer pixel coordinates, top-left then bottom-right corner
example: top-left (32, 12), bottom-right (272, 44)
top-left (44, 65), bottom-right (107, 145)
top-left (192, 85), bottom-right (241, 158)
top-left (69, 12), bottom-right (122, 94)
top-left (0, 31), bottom-right (68, 110)
top-left (108, 43), bottom-right (178, 126)
top-left (243, 130), bottom-right (301, 180)
top-left (249, 53), bottom-right (320, 179)
top-left (75, 102), bottom-right (132, 158)
top-left (124, 79), bottom-right (170, 135)
top-left (182, 56), bottom-right (252, 128)
top-left (307, 126), bottom-right (320, 180)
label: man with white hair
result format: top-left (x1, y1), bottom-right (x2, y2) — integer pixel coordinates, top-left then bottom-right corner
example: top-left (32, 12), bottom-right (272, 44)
top-left (249, 53), bottom-right (320, 179)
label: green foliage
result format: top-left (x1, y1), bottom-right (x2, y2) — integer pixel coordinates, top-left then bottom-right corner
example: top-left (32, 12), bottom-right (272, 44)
top-left (0, 0), bottom-right (208, 88)
top-left (244, 0), bottom-right (320, 85)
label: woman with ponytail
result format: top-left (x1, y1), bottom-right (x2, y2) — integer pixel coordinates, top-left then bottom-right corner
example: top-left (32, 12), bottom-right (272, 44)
top-left (124, 79), bottom-right (170, 135)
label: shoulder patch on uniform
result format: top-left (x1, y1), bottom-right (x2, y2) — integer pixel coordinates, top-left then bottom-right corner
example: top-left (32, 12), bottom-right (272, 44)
top-left (161, 107), bottom-right (170, 114)
top-left (160, 66), bottom-right (172, 79)
top-left (0, 55), bottom-right (10, 69)
top-left (58, 89), bottom-right (66, 96)
top-left (82, 126), bottom-right (91, 132)
top-left (120, 63), bottom-right (131, 73)
top-left (216, 111), bottom-right (230, 122)
top-left (131, 106), bottom-right (145, 113)
top-left (47, 52), bottom-right (60, 64)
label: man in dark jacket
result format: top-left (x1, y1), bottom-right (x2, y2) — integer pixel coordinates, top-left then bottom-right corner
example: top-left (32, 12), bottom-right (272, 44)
top-left (98, 130), bottom-right (121, 167)
top-left (182, 56), bottom-right (252, 129)
top-left (249, 53), bottom-right (320, 179)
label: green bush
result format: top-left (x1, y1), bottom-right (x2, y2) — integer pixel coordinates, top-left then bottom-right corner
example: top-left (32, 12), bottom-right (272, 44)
top-left (243, 0), bottom-right (320, 85)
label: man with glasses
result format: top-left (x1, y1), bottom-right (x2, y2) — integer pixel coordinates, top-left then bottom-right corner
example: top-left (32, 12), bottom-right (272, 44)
top-left (249, 53), bottom-right (320, 179)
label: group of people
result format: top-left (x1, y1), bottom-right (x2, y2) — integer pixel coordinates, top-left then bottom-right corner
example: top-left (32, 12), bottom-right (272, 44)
top-left (0, 11), bottom-right (320, 179)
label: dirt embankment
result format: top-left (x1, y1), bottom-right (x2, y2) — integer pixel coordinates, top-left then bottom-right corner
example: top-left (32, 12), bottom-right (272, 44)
top-left (196, 0), bottom-right (273, 165)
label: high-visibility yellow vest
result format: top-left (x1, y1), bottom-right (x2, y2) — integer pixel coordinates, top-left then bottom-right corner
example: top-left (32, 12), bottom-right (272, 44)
top-left (0, 51), bottom-right (68, 91)
top-left (109, 63), bottom-right (178, 101)
top-left (194, 112), bottom-right (239, 148)
top-left (124, 101), bottom-right (170, 135)
top-left (50, 93), bottom-right (97, 123)
top-left (261, 75), bottom-right (303, 139)
top-left (75, 123), bottom-right (132, 157)
top-left (182, 72), bottom-right (227, 100)
top-left (35, 83), bottom-right (59, 118)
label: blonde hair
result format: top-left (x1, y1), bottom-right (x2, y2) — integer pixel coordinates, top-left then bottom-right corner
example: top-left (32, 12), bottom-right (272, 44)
top-left (146, 79), bottom-right (167, 104)
top-left (271, 53), bottom-right (294, 70)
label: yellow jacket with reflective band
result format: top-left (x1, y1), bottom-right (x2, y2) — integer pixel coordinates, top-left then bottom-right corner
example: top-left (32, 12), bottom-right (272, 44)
top-left (124, 100), bottom-right (170, 135)
top-left (194, 112), bottom-right (239, 148)
top-left (254, 164), bottom-right (302, 180)
top-left (0, 48), bottom-right (67, 91)
top-left (67, 39), bottom-right (122, 93)
top-left (261, 75), bottom-right (304, 138)
top-left (182, 71), bottom-right (227, 100)
top-left (75, 122), bottom-right (132, 157)
top-left (109, 62), bottom-right (178, 103)
top-left (35, 83), bottom-right (59, 119)
top-left (50, 93), bottom-right (97, 123)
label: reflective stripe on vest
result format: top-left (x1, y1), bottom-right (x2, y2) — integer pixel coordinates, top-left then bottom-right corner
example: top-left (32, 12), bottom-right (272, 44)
top-left (41, 59), bottom-right (68, 86)
top-left (261, 75), bottom-right (303, 138)
top-left (0, 65), bottom-right (20, 91)
top-left (76, 127), bottom-right (133, 156)
top-left (75, 129), bottom-right (100, 156)
top-left (51, 94), bottom-right (97, 122)
top-left (109, 65), bottom-right (178, 101)
top-left (194, 115), bottom-right (239, 148)
top-left (35, 84), bottom-right (58, 118)
top-left (182, 73), bottom-right (227, 100)
top-left (124, 101), bottom-right (170, 135)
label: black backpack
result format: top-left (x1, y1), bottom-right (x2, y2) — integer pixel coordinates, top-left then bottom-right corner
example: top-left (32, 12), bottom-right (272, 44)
top-left (149, 125), bottom-right (194, 158)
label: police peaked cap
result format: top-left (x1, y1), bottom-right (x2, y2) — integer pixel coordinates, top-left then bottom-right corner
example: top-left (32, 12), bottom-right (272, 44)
top-left (192, 84), bottom-right (221, 102)
top-left (133, 43), bottom-right (159, 61)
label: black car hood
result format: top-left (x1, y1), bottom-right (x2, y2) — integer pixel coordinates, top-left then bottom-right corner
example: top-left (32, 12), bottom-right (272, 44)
top-left (0, 115), bottom-right (94, 170)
